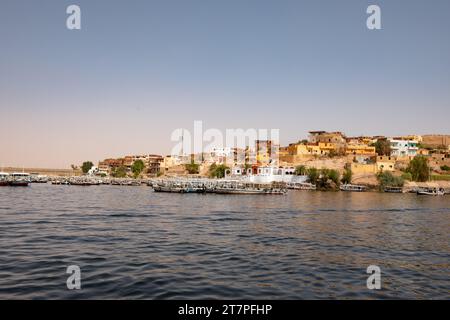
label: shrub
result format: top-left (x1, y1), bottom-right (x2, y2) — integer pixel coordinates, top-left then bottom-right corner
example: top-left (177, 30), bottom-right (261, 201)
top-left (306, 168), bottom-right (319, 184)
top-left (406, 156), bottom-right (430, 182)
top-left (209, 163), bottom-right (229, 178)
top-left (401, 172), bottom-right (412, 181)
top-left (341, 166), bottom-right (352, 184)
top-left (185, 161), bottom-right (200, 174)
top-left (294, 165), bottom-right (307, 176)
top-left (377, 171), bottom-right (404, 189)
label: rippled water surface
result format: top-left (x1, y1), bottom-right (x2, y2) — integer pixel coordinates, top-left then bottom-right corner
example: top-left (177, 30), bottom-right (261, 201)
top-left (0, 184), bottom-right (449, 299)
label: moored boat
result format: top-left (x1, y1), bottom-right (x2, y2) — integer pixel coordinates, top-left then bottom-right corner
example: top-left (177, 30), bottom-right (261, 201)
top-left (340, 184), bottom-right (367, 192)
top-left (0, 172), bottom-right (9, 186)
top-left (212, 182), bottom-right (286, 195)
top-left (417, 188), bottom-right (445, 196)
top-left (383, 186), bottom-right (404, 193)
top-left (8, 173), bottom-right (31, 186)
top-left (287, 182), bottom-right (317, 190)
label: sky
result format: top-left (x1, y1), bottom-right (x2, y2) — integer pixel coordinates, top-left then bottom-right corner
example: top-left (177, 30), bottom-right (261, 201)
top-left (1, 0), bottom-right (449, 168)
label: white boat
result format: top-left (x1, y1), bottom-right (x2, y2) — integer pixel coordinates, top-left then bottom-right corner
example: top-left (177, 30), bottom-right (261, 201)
top-left (8, 172), bottom-right (31, 186)
top-left (287, 182), bottom-right (317, 190)
top-left (0, 172), bottom-right (9, 186)
top-left (340, 184), bottom-right (367, 192)
top-left (417, 188), bottom-right (445, 196)
top-left (212, 181), bottom-right (286, 195)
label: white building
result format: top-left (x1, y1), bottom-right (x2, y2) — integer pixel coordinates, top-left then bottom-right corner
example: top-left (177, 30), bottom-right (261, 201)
top-left (389, 139), bottom-right (419, 158)
top-left (225, 166), bottom-right (307, 184)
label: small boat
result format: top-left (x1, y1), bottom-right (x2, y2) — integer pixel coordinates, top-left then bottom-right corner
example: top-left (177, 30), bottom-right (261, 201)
top-left (287, 182), bottom-right (317, 190)
top-left (0, 172), bottom-right (9, 186)
top-left (213, 187), bottom-right (285, 195)
top-left (212, 182), bottom-right (286, 195)
top-left (417, 188), bottom-right (445, 196)
top-left (153, 181), bottom-right (206, 193)
top-left (30, 173), bottom-right (49, 183)
top-left (8, 173), bottom-right (31, 186)
top-left (383, 186), bottom-right (404, 193)
top-left (340, 184), bottom-right (367, 192)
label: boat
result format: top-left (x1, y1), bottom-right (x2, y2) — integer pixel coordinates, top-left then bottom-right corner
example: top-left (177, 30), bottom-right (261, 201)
top-left (153, 180), bottom-right (206, 193)
top-left (417, 188), bottom-right (445, 196)
top-left (8, 172), bottom-right (31, 186)
top-left (340, 184), bottom-right (367, 192)
top-left (0, 172), bottom-right (9, 186)
top-left (30, 173), bottom-right (49, 183)
top-left (287, 182), bottom-right (317, 190)
top-left (383, 186), bottom-right (404, 193)
top-left (212, 182), bottom-right (286, 195)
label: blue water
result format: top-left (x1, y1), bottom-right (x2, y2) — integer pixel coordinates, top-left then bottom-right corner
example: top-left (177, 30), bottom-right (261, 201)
top-left (0, 184), bottom-right (449, 299)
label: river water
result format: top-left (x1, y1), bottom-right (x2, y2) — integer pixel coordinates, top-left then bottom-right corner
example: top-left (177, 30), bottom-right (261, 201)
top-left (0, 184), bottom-right (449, 299)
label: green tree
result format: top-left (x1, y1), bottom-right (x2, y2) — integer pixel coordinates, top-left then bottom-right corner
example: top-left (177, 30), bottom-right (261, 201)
top-left (209, 163), bottom-right (229, 178)
top-left (81, 161), bottom-right (94, 174)
top-left (306, 167), bottom-right (319, 184)
top-left (401, 172), bottom-right (412, 181)
top-left (327, 169), bottom-right (340, 185)
top-left (185, 161), bottom-right (200, 174)
top-left (341, 166), bottom-right (352, 184)
top-left (406, 156), bottom-right (430, 182)
top-left (373, 139), bottom-right (391, 156)
top-left (111, 166), bottom-right (127, 178)
top-left (377, 171), bottom-right (404, 189)
top-left (316, 169), bottom-right (340, 190)
top-left (294, 165), bottom-right (307, 176)
top-left (440, 165), bottom-right (450, 171)
top-left (131, 160), bottom-right (145, 178)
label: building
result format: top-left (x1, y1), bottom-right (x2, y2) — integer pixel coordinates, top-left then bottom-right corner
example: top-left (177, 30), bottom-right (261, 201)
top-left (254, 140), bottom-right (279, 165)
top-left (376, 156), bottom-right (395, 172)
top-left (345, 143), bottom-right (376, 156)
top-left (98, 154), bottom-right (163, 177)
top-left (389, 139), bottom-right (418, 158)
top-left (308, 131), bottom-right (347, 147)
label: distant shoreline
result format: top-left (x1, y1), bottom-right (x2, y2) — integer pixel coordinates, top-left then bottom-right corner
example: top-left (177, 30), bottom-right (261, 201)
top-left (1, 167), bottom-right (80, 176)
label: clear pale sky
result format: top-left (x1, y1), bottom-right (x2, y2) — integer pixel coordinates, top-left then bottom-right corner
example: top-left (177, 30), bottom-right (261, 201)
top-left (1, 0), bottom-right (449, 168)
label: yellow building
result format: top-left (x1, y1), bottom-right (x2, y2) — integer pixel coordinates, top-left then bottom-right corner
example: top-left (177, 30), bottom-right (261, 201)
top-left (376, 156), bottom-right (395, 172)
top-left (350, 163), bottom-right (377, 174)
top-left (345, 144), bottom-right (376, 156)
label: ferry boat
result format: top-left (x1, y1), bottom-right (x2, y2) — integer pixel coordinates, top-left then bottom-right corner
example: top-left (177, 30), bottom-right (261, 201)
top-left (8, 173), bottom-right (31, 186)
top-left (340, 184), bottom-right (367, 192)
top-left (30, 173), bottom-right (49, 183)
top-left (213, 182), bottom-right (286, 195)
top-left (153, 180), bottom-right (206, 193)
top-left (0, 172), bottom-right (9, 186)
top-left (417, 188), bottom-right (445, 196)
top-left (287, 182), bottom-right (317, 190)
top-left (383, 186), bottom-right (404, 193)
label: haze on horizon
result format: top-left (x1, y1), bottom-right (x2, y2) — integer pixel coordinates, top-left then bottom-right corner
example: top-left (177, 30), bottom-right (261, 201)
top-left (1, 0), bottom-right (449, 169)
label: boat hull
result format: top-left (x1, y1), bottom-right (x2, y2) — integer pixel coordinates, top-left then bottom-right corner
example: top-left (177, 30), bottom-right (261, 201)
top-left (8, 181), bottom-right (30, 187)
top-left (417, 191), bottom-right (445, 196)
top-left (213, 188), bottom-right (286, 195)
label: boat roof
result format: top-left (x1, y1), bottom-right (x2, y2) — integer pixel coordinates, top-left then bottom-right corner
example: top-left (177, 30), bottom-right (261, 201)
top-left (11, 172), bottom-right (30, 175)
top-left (0, 172), bottom-right (9, 175)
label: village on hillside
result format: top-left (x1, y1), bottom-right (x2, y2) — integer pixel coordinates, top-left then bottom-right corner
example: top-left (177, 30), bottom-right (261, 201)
top-left (76, 132), bottom-right (450, 190)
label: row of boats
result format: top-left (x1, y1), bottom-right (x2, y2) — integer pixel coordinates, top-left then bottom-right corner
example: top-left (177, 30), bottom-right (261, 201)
top-left (51, 177), bottom-right (142, 186)
top-left (152, 180), bottom-right (287, 194)
top-left (151, 180), bottom-right (447, 196)
top-left (1, 172), bottom-right (447, 196)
